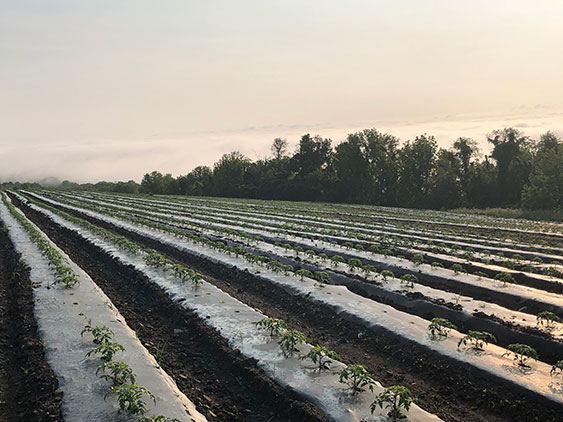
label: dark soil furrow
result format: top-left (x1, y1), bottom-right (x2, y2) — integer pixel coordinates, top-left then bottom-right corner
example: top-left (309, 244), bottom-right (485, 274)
top-left (0, 217), bottom-right (62, 421)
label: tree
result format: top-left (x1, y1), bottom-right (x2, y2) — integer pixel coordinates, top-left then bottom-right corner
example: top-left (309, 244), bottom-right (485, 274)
top-left (453, 137), bottom-right (480, 204)
top-left (466, 158), bottom-right (498, 208)
top-left (333, 134), bottom-right (370, 203)
top-left (522, 132), bottom-right (563, 209)
top-left (140, 171), bottom-right (175, 194)
top-left (334, 129), bottom-right (399, 205)
top-left (212, 152), bottom-right (250, 197)
top-left (289, 134), bottom-right (335, 201)
top-left (488, 128), bottom-right (533, 206)
top-left (180, 166), bottom-right (213, 196)
top-left (291, 134), bottom-right (333, 176)
top-left (271, 138), bottom-right (288, 160)
top-left (430, 149), bottom-right (462, 209)
top-left (397, 134), bottom-right (438, 208)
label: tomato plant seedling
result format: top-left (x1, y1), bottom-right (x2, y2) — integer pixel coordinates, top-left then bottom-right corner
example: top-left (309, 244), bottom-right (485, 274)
top-left (278, 330), bottom-right (306, 357)
top-left (337, 364), bottom-right (374, 395)
top-left (371, 385), bottom-right (414, 420)
top-left (255, 317), bottom-right (287, 337)
top-left (551, 360), bottom-right (563, 376)
top-left (495, 272), bottom-right (515, 286)
top-left (412, 254), bottom-right (425, 265)
top-left (97, 361), bottom-right (136, 386)
top-left (400, 274), bottom-right (417, 288)
top-left (140, 417), bottom-right (181, 422)
top-left (299, 345), bottom-right (342, 371)
top-left (81, 322), bottom-right (114, 344)
top-left (450, 264), bottom-right (464, 274)
top-left (296, 268), bottom-right (314, 281)
top-left (347, 258), bottom-right (363, 272)
top-left (380, 270), bottom-right (394, 282)
top-left (330, 255), bottom-right (345, 267)
top-left (86, 341), bottom-right (126, 362)
top-left (457, 331), bottom-right (496, 351)
top-left (428, 318), bottom-right (457, 339)
top-left (503, 344), bottom-right (538, 368)
top-left (536, 311), bottom-right (563, 328)
top-left (313, 271), bottom-right (330, 286)
top-left (105, 384), bottom-right (155, 416)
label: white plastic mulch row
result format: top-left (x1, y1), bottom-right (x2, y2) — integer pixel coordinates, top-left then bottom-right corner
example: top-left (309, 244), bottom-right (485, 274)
top-left (52, 192), bottom-right (563, 341)
top-left (59, 191), bottom-right (563, 260)
top-left (64, 192), bottom-right (561, 314)
top-left (25, 193), bottom-right (563, 407)
top-left (20, 195), bottom-right (442, 422)
top-left (0, 198), bottom-right (206, 422)
top-left (66, 189), bottom-right (559, 236)
top-left (78, 193), bottom-right (561, 252)
top-left (124, 196), bottom-right (562, 283)
top-left (55, 192), bottom-right (563, 291)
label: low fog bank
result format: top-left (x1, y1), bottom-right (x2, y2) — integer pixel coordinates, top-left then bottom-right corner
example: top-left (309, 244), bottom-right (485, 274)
top-left (2, 111), bottom-right (562, 184)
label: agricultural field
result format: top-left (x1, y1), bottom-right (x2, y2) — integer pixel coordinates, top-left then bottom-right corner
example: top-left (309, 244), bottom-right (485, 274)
top-left (1, 189), bottom-right (562, 422)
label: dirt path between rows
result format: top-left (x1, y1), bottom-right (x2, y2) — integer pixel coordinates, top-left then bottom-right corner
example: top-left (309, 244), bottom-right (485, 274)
top-left (0, 217), bottom-right (62, 421)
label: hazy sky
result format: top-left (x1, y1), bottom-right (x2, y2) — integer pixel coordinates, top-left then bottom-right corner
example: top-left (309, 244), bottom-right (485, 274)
top-left (1, 0), bottom-right (563, 182)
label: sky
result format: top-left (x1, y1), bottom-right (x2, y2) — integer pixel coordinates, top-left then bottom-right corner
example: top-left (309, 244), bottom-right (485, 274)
top-left (1, 0), bottom-right (563, 183)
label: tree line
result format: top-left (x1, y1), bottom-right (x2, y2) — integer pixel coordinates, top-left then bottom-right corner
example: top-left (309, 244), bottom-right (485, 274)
top-left (137, 127), bottom-right (562, 210)
top-left (2, 127), bottom-right (561, 211)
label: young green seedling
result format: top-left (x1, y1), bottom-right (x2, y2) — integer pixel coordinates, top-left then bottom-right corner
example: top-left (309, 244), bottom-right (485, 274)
top-left (362, 264), bottom-right (377, 276)
top-left (380, 270), bottom-right (394, 282)
top-left (255, 317), bottom-right (287, 337)
top-left (144, 252), bottom-right (168, 270)
top-left (457, 331), bottom-right (496, 351)
top-left (551, 360), bottom-right (563, 376)
top-left (412, 254), bottom-right (425, 266)
top-left (81, 322), bottom-right (114, 345)
top-left (428, 318), bottom-right (457, 339)
top-left (296, 268), bottom-right (314, 281)
top-left (536, 311), bottom-right (563, 328)
top-left (314, 271), bottom-right (330, 286)
top-left (330, 255), bottom-right (345, 267)
top-left (105, 384), bottom-right (155, 416)
top-left (337, 364), bottom-right (374, 395)
top-left (299, 345), bottom-right (342, 371)
top-left (399, 274), bottom-right (417, 289)
top-left (495, 272), bottom-right (515, 286)
top-left (97, 361), bottom-right (136, 386)
top-left (347, 258), bottom-right (363, 272)
top-left (86, 341), bottom-right (126, 362)
top-left (305, 249), bottom-right (317, 258)
top-left (450, 264), bottom-right (464, 275)
top-left (278, 330), bottom-right (306, 357)
top-left (503, 344), bottom-right (538, 368)
top-left (371, 385), bottom-right (414, 420)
